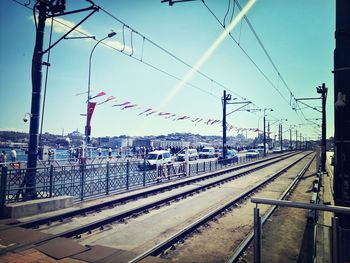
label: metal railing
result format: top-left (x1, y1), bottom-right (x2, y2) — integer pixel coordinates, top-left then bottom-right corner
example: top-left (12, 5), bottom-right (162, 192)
top-left (251, 197), bottom-right (350, 263)
top-left (0, 154), bottom-right (262, 206)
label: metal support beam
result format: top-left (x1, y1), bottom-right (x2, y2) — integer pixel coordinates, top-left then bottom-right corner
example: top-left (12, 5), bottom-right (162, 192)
top-left (254, 207), bottom-right (261, 263)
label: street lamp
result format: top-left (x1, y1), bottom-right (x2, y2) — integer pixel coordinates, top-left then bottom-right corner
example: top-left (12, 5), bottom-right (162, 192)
top-left (85, 32), bottom-right (116, 150)
top-left (263, 108), bottom-right (273, 157)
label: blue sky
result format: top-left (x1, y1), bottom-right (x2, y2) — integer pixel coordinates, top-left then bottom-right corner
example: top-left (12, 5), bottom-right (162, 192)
top-left (0, 0), bottom-right (335, 140)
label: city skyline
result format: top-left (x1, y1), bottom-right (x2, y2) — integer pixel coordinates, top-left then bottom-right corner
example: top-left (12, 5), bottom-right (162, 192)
top-left (0, 0), bottom-right (335, 140)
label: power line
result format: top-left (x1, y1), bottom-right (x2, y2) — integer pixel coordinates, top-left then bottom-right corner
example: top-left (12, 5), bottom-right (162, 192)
top-left (201, 0), bottom-right (291, 106)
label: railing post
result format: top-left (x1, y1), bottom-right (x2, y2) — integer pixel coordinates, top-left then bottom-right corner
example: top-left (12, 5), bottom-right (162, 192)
top-left (80, 163), bottom-right (85, 201)
top-left (126, 160), bottom-right (130, 190)
top-left (204, 161), bottom-right (206, 172)
top-left (209, 161), bottom-right (212, 172)
top-left (0, 166), bottom-right (8, 209)
top-left (331, 216), bottom-right (340, 263)
top-left (106, 161), bottom-right (110, 195)
top-left (254, 206), bottom-right (262, 263)
top-left (49, 165), bottom-right (53, 198)
top-left (196, 162), bottom-right (199, 174)
top-left (143, 158), bottom-right (146, 186)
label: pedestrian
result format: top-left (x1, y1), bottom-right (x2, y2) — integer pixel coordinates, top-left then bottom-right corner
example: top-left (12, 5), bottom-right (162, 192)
top-left (108, 147), bottom-right (112, 158)
top-left (0, 150), bottom-right (7, 167)
top-left (98, 148), bottom-right (102, 157)
top-left (10, 149), bottom-right (17, 162)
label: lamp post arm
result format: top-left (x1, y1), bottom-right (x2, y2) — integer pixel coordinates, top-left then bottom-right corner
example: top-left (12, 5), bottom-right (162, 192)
top-left (86, 35), bottom-right (110, 145)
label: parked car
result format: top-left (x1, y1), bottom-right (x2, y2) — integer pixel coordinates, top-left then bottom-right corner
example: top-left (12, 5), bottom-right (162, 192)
top-left (246, 149), bottom-right (260, 158)
top-left (272, 147), bottom-right (282, 153)
top-left (139, 150), bottom-right (172, 170)
top-left (218, 149), bottom-right (238, 164)
top-left (176, 148), bottom-right (199, 161)
top-left (199, 147), bottom-right (215, 158)
top-left (214, 149), bottom-right (222, 158)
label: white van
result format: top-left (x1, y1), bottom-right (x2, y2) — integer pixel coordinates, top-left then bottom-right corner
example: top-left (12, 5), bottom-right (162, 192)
top-left (146, 150), bottom-right (172, 167)
top-left (176, 148), bottom-right (199, 161)
top-left (199, 147), bottom-right (215, 158)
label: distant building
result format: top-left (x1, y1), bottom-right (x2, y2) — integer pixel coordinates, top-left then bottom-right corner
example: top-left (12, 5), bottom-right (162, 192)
top-left (133, 138), bottom-right (151, 148)
top-left (98, 137), bottom-right (110, 147)
top-left (153, 139), bottom-right (190, 149)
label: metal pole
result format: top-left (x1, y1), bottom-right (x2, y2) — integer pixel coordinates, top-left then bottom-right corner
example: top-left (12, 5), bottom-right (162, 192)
top-left (280, 123), bottom-right (283, 151)
top-left (49, 164), bottom-right (53, 198)
top-left (331, 217), bottom-right (340, 263)
top-left (223, 90), bottom-right (227, 159)
top-left (254, 207), bottom-right (261, 263)
top-left (263, 114), bottom-right (266, 157)
top-left (86, 37), bottom-right (108, 145)
top-left (290, 126), bottom-right (292, 149)
top-left (26, 2), bottom-right (47, 199)
top-left (85, 32), bottom-right (116, 148)
top-left (321, 83), bottom-right (327, 171)
top-left (0, 166), bottom-right (8, 209)
top-left (126, 160), bottom-right (130, 190)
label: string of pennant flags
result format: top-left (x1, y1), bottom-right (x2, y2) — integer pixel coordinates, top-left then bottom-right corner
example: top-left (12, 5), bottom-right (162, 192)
top-left (77, 90), bottom-right (262, 133)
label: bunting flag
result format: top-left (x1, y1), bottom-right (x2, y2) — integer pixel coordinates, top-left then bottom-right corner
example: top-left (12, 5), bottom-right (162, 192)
top-left (122, 104), bottom-right (137, 110)
top-left (77, 91), bottom-right (261, 133)
top-left (113, 101), bottom-right (131, 107)
top-left (91, 91), bottom-right (106, 99)
top-left (138, 108), bottom-right (153, 116)
top-left (97, 96), bottom-right (116, 105)
top-left (205, 119), bottom-right (212, 125)
top-left (177, 116), bottom-right (190, 120)
top-left (158, 112), bottom-right (171, 116)
top-left (146, 110), bottom-right (158, 116)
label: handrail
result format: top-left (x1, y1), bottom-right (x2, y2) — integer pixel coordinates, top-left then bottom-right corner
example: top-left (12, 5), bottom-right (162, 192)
top-left (251, 197), bottom-right (350, 214)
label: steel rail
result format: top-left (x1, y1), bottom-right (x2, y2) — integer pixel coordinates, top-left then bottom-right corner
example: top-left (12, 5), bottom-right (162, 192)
top-left (127, 152), bottom-right (313, 263)
top-left (226, 153), bottom-right (315, 263)
top-left (1, 152), bottom-right (297, 231)
top-left (0, 152), bottom-right (303, 255)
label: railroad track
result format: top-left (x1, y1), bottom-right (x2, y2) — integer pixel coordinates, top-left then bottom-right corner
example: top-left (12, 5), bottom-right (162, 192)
top-left (0, 151), bottom-right (306, 258)
top-left (128, 152), bottom-right (314, 263)
top-left (1, 151), bottom-right (296, 231)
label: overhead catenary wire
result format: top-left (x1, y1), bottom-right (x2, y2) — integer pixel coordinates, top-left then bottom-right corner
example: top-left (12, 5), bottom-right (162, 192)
top-left (12, 0), bottom-right (316, 133)
top-left (201, 0), bottom-right (291, 106)
top-left (98, 5), bottom-right (259, 107)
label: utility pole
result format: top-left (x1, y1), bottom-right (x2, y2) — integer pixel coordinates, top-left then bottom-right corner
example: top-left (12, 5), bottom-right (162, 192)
top-left (222, 90), bottom-right (228, 159)
top-left (317, 83), bottom-right (328, 171)
top-left (263, 108), bottom-right (273, 157)
top-left (295, 129), bottom-right (298, 150)
top-left (280, 123), bottom-right (282, 151)
top-left (289, 126), bottom-right (292, 149)
top-left (25, 1), bottom-right (47, 199)
top-left (222, 90), bottom-right (252, 159)
top-left (334, 0), bottom-right (350, 227)
top-left (25, 1), bottom-right (98, 199)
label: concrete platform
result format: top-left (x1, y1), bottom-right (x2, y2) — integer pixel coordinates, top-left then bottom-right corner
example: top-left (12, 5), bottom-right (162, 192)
top-left (2, 196), bottom-right (74, 218)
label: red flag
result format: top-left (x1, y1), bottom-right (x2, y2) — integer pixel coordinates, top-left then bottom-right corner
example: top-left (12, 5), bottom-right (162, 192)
top-left (138, 108), bottom-right (153, 116)
top-left (177, 116), bottom-right (189, 120)
top-left (91, 91), bottom-right (106, 99)
top-left (158, 112), bottom-right (171, 116)
top-left (122, 104), bottom-right (137, 110)
top-left (98, 96), bottom-right (116, 105)
top-left (165, 114), bottom-right (176, 119)
top-left (87, 102), bottom-right (97, 127)
top-left (113, 101), bottom-right (130, 107)
top-left (146, 110), bottom-right (158, 116)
